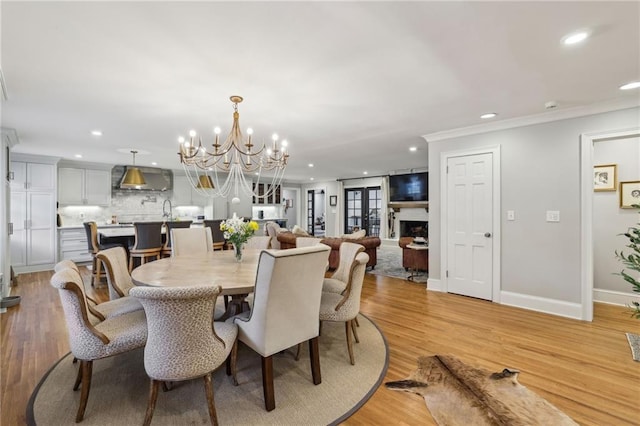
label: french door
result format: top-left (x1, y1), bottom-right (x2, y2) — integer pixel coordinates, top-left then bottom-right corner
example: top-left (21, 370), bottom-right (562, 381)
top-left (344, 187), bottom-right (381, 236)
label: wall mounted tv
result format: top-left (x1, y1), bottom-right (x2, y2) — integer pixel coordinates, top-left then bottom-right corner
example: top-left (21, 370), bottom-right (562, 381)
top-left (388, 172), bottom-right (428, 204)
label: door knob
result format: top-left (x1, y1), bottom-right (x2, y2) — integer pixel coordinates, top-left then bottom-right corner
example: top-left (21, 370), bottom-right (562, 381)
top-left (484, 232), bottom-right (491, 238)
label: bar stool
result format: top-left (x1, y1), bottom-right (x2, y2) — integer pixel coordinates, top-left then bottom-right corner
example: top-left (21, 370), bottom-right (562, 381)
top-left (83, 221), bottom-right (123, 287)
top-left (204, 219), bottom-right (227, 251)
top-left (129, 221), bottom-right (163, 273)
top-left (161, 220), bottom-right (192, 258)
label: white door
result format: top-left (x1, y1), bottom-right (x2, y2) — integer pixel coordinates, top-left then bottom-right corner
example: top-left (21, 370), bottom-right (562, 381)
top-left (58, 167), bottom-right (84, 205)
top-left (446, 153), bottom-right (494, 300)
top-left (10, 191), bottom-right (27, 267)
top-left (27, 192), bottom-right (56, 265)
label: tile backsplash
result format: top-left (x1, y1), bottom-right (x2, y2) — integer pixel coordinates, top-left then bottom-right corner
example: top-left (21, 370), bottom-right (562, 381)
top-left (58, 191), bottom-right (204, 226)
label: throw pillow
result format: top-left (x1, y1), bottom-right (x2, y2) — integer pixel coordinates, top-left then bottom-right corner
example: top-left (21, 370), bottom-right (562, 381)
top-left (342, 229), bottom-right (366, 240)
top-left (292, 225), bottom-right (310, 237)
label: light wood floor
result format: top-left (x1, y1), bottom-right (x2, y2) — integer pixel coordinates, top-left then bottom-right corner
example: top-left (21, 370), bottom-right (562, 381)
top-left (2, 269), bottom-right (639, 425)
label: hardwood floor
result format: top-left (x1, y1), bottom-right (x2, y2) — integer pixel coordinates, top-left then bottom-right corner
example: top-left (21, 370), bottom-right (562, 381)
top-left (2, 268), bottom-right (639, 425)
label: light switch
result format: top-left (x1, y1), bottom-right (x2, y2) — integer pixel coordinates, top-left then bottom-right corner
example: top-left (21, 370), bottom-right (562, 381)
top-left (546, 210), bottom-right (560, 222)
top-left (507, 210), bottom-right (515, 221)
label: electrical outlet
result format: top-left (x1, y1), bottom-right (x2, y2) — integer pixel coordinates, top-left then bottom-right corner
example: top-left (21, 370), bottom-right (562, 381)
top-left (546, 210), bottom-right (560, 222)
top-left (507, 210), bottom-right (515, 221)
top-left (79, 212), bottom-right (85, 219)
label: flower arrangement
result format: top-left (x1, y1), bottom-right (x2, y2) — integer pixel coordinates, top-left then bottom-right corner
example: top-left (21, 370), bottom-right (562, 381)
top-left (220, 213), bottom-right (259, 261)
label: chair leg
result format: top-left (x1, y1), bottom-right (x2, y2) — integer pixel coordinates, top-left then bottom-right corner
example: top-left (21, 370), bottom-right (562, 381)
top-left (354, 316), bottom-right (360, 327)
top-left (345, 321), bottom-right (355, 365)
top-left (76, 360), bottom-right (93, 422)
top-left (143, 379), bottom-right (161, 426)
top-left (128, 255), bottom-right (134, 273)
top-left (261, 355), bottom-right (275, 411)
top-left (90, 257), bottom-right (97, 287)
top-left (73, 362), bottom-right (83, 391)
top-left (203, 373), bottom-right (219, 426)
top-left (295, 343), bottom-right (302, 361)
top-left (351, 319), bottom-right (360, 343)
top-left (308, 336), bottom-right (322, 385)
top-left (227, 340), bottom-right (239, 386)
top-left (95, 257), bottom-right (102, 286)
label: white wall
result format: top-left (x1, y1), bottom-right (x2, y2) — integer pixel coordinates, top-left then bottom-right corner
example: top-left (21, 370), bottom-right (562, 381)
top-left (594, 136), bottom-right (640, 293)
top-left (427, 107), bottom-right (640, 305)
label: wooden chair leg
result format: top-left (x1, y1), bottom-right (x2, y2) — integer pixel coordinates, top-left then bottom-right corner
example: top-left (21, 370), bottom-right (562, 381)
top-left (345, 321), bottom-right (355, 365)
top-left (73, 361), bottom-right (83, 391)
top-left (295, 343), bottom-right (302, 361)
top-left (143, 379), bottom-right (161, 426)
top-left (161, 381), bottom-right (171, 392)
top-left (203, 373), bottom-right (219, 426)
top-left (354, 316), bottom-right (360, 327)
top-left (95, 257), bottom-right (102, 286)
top-left (76, 360), bottom-right (93, 422)
top-left (261, 355), bottom-right (275, 411)
top-left (227, 340), bottom-right (239, 386)
top-left (351, 319), bottom-right (360, 343)
top-left (308, 336), bottom-right (322, 385)
top-left (90, 257), bottom-right (97, 287)
top-left (128, 256), bottom-right (134, 273)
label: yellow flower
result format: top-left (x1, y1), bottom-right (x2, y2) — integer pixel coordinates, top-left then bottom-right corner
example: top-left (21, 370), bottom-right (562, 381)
top-left (249, 221), bottom-right (259, 231)
top-left (228, 226), bottom-right (235, 234)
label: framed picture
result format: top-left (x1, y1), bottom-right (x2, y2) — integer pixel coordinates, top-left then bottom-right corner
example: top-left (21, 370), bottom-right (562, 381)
top-left (329, 195), bottom-right (337, 206)
top-left (593, 164), bottom-right (617, 191)
top-left (620, 181), bottom-right (640, 209)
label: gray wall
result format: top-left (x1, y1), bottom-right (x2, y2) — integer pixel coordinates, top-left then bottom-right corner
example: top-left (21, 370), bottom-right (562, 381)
top-left (594, 136), bottom-right (640, 293)
top-left (428, 107), bottom-right (640, 304)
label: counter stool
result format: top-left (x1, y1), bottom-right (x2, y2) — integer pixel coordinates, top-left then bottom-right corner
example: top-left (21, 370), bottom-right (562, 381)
top-left (161, 220), bottom-right (192, 258)
top-left (83, 221), bottom-right (123, 287)
top-left (204, 219), bottom-right (227, 251)
top-left (129, 221), bottom-right (163, 273)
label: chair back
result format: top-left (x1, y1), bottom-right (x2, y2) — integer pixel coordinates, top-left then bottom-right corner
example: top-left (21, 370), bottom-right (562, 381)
top-left (245, 235), bottom-right (271, 250)
top-left (238, 244), bottom-right (331, 357)
top-left (97, 246), bottom-right (134, 299)
top-left (333, 252), bottom-right (369, 317)
top-left (132, 222), bottom-right (163, 250)
top-left (171, 227), bottom-right (213, 257)
top-left (50, 269), bottom-right (110, 359)
top-left (129, 285), bottom-right (226, 381)
top-left (332, 242), bottom-right (365, 283)
top-left (83, 221), bottom-right (100, 253)
top-left (265, 221), bottom-right (282, 249)
top-left (204, 220), bottom-right (226, 245)
top-left (296, 237), bottom-right (322, 248)
top-left (163, 220), bottom-right (192, 250)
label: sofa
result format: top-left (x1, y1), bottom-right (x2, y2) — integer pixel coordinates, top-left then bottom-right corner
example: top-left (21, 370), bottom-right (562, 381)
top-left (277, 232), bottom-right (381, 270)
top-left (399, 236), bottom-right (429, 272)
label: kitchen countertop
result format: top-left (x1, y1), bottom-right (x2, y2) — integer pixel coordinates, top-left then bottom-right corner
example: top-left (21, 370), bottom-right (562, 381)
top-left (250, 218), bottom-right (288, 222)
top-left (58, 221), bottom-right (203, 230)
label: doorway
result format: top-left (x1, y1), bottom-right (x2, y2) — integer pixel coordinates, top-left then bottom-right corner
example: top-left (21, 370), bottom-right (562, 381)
top-left (306, 189), bottom-right (326, 236)
top-left (344, 187), bottom-right (381, 236)
top-left (441, 147), bottom-right (501, 301)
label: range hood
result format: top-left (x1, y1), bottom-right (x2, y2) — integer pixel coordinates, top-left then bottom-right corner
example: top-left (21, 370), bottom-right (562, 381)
top-left (112, 165), bottom-right (173, 191)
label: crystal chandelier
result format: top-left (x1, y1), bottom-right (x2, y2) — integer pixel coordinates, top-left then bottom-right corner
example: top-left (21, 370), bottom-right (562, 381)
top-left (178, 96), bottom-right (289, 203)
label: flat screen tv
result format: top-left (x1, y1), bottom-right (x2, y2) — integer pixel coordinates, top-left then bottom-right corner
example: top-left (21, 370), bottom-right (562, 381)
top-left (388, 172), bottom-right (428, 203)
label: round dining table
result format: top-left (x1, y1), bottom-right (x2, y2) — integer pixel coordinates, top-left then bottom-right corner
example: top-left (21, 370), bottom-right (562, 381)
top-left (131, 249), bottom-right (261, 318)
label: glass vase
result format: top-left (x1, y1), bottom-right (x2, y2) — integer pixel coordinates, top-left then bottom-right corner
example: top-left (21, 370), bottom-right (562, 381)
top-left (234, 244), bottom-right (243, 263)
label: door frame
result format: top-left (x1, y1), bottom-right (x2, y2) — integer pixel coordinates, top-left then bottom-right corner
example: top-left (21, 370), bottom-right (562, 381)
top-left (440, 145), bottom-right (501, 301)
top-left (580, 127), bottom-right (640, 322)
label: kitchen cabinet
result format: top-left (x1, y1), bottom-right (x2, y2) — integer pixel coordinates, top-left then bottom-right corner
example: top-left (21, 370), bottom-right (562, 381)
top-left (252, 183), bottom-right (281, 205)
top-left (58, 227), bottom-right (91, 262)
top-left (172, 175), bottom-right (209, 206)
top-left (10, 159), bottom-right (57, 273)
top-left (58, 167), bottom-right (111, 206)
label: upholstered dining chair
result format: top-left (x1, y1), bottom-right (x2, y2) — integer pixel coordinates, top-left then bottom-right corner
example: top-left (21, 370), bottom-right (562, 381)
top-left (97, 246), bottom-right (136, 300)
top-left (319, 252), bottom-right (369, 365)
top-left (129, 285), bottom-right (238, 426)
top-left (129, 221), bottom-right (164, 272)
top-left (161, 220), bottom-right (192, 257)
top-left (50, 268), bottom-right (148, 422)
top-left (83, 221), bottom-right (123, 287)
top-left (230, 244), bottom-right (331, 411)
top-left (264, 221), bottom-right (282, 249)
top-left (296, 237), bottom-right (322, 248)
top-left (171, 227), bottom-right (213, 257)
top-left (244, 235), bottom-right (272, 250)
top-left (322, 242), bottom-right (365, 294)
top-left (54, 259), bottom-right (142, 322)
top-left (204, 219), bottom-right (227, 251)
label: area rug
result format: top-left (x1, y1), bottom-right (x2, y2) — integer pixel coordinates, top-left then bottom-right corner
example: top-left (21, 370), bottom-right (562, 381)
top-left (626, 332), bottom-right (640, 361)
top-left (368, 245), bottom-right (428, 284)
top-left (28, 314), bottom-right (388, 425)
top-left (385, 355), bottom-right (578, 426)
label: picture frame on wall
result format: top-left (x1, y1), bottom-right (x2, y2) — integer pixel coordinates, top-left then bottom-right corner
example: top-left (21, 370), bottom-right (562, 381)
top-left (620, 181), bottom-right (640, 209)
top-left (593, 164), bottom-right (617, 192)
top-left (329, 195), bottom-right (337, 206)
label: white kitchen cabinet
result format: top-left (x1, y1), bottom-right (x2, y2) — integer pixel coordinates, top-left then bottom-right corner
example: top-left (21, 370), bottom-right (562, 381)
top-left (58, 227), bottom-right (91, 262)
top-left (9, 160), bottom-right (57, 272)
top-left (58, 167), bottom-right (111, 206)
top-left (172, 175), bottom-right (209, 207)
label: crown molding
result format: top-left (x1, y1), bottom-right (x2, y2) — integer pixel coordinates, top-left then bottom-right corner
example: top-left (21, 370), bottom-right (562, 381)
top-left (422, 97), bottom-right (640, 143)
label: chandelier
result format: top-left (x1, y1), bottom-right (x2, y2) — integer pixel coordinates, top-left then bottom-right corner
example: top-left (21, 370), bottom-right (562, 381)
top-left (178, 96), bottom-right (289, 203)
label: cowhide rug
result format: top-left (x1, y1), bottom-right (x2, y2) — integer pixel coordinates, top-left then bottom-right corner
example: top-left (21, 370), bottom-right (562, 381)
top-left (385, 355), bottom-right (578, 426)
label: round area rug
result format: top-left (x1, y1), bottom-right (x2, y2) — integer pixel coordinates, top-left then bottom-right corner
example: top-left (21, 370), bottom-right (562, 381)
top-left (28, 314), bottom-right (388, 425)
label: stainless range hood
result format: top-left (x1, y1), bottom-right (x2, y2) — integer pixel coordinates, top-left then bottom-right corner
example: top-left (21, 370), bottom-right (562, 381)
top-left (112, 165), bottom-right (173, 191)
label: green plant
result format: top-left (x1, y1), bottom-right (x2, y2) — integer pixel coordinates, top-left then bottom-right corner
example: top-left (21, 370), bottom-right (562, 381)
top-left (615, 204), bottom-right (640, 319)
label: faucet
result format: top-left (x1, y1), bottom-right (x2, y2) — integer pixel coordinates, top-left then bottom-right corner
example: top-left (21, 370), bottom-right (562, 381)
top-left (162, 198), bottom-right (173, 220)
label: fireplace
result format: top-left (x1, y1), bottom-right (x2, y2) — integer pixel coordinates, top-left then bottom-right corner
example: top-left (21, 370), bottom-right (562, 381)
top-left (400, 221), bottom-right (428, 238)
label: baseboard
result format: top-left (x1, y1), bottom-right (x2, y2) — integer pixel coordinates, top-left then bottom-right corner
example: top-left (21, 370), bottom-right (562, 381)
top-left (500, 291), bottom-right (583, 320)
top-left (13, 263), bottom-right (55, 275)
top-left (427, 278), bottom-right (442, 292)
top-left (593, 288), bottom-right (640, 306)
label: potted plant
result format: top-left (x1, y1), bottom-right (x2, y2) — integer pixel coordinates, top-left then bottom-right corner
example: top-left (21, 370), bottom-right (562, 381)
top-left (615, 204), bottom-right (640, 319)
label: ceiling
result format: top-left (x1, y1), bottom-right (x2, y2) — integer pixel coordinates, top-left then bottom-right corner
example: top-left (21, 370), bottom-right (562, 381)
top-left (2, 2), bottom-right (639, 183)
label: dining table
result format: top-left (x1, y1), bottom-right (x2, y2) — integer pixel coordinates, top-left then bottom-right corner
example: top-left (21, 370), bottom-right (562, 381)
top-left (130, 249), bottom-right (261, 318)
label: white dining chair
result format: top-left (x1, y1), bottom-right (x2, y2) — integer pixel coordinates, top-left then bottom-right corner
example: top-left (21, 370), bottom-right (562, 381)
top-left (244, 235), bottom-right (272, 250)
top-left (296, 237), bottom-right (322, 247)
top-left (171, 227), bottom-right (213, 257)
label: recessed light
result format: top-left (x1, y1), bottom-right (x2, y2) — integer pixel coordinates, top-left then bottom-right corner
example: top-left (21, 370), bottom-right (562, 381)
top-left (151, 162), bottom-right (157, 166)
top-left (90, 130), bottom-right (102, 136)
top-left (480, 113), bottom-right (497, 119)
top-left (74, 154), bottom-right (82, 158)
top-left (308, 163), bottom-right (314, 167)
top-left (409, 147), bottom-right (417, 152)
top-left (620, 81), bottom-right (640, 90)
top-left (363, 171), bottom-right (368, 175)
top-left (562, 31), bottom-right (589, 45)
top-left (310, 177), bottom-right (314, 181)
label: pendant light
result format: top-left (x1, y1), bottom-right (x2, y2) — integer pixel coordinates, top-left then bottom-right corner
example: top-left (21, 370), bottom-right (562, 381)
top-left (121, 150), bottom-right (146, 189)
top-left (196, 175), bottom-right (215, 189)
